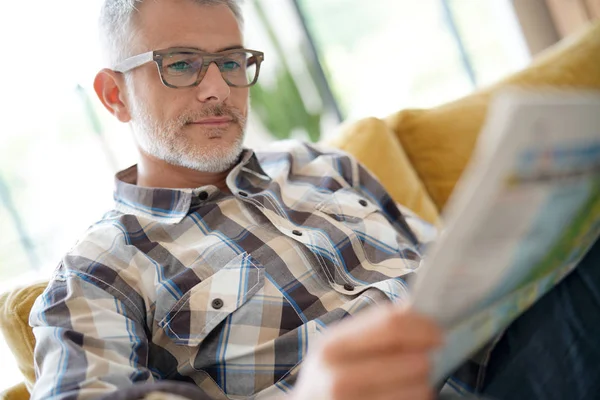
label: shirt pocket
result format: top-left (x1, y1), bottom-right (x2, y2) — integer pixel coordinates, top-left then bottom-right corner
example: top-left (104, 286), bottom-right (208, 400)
top-left (316, 188), bottom-right (420, 275)
top-left (316, 187), bottom-right (378, 222)
top-left (158, 252), bottom-right (265, 347)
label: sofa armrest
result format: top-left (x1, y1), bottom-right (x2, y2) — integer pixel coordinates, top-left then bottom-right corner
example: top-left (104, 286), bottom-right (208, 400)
top-left (0, 283), bottom-right (48, 392)
top-left (0, 382), bottom-right (29, 400)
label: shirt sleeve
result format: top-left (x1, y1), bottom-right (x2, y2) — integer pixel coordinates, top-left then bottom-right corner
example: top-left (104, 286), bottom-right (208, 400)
top-left (29, 263), bottom-right (154, 400)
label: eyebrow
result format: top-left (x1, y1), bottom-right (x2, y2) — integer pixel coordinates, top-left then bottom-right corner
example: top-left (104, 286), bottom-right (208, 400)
top-left (217, 45), bottom-right (245, 52)
top-left (169, 44), bottom-right (245, 52)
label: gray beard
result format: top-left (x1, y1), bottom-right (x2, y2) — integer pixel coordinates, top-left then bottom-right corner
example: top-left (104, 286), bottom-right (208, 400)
top-left (129, 101), bottom-right (247, 173)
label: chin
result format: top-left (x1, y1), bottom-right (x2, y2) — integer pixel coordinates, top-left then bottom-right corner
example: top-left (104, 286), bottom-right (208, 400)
top-left (176, 139), bottom-right (244, 173)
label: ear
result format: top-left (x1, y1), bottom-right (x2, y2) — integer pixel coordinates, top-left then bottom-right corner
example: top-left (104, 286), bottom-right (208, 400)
top-left (94, 69), bottom-right (132, 123)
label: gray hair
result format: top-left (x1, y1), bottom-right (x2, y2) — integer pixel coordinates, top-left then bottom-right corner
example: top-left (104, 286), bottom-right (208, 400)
top-left (99, 0), bottom-right (244, 67)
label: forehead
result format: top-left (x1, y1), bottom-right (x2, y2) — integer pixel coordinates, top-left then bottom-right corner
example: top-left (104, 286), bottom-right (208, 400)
top-left (133, 0), bottom-right (243, 52)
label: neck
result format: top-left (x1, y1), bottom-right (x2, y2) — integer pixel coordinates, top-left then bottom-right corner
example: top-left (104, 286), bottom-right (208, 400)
top-left (136, 151), bottom-right (233, 193)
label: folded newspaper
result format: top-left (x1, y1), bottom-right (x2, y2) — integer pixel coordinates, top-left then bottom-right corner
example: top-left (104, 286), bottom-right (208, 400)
top-left (409, 89), bottom-right (600, 385)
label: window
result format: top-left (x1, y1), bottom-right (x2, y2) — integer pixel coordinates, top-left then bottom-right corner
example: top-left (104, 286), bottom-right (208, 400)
top-left (298, 0), bottom-right (530, 119)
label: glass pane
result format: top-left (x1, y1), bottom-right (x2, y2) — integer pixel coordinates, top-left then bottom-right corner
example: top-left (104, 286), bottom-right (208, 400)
top-left (448, 0), bottom-right (531, 87)
top-left (298, 0), bottom-right (531, 121)
top-left (242, 0), bottom-right (341, 144)
top-left (0, 200), bottom-right (32, 286)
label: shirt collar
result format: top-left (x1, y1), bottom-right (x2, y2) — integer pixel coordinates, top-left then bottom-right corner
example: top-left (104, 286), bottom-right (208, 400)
top-left (113, 149), bottom-right (270, 224)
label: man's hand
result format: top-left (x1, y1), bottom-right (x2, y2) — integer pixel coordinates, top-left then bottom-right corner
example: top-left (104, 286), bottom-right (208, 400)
top-left (292, 306), bottom-right (443, 400)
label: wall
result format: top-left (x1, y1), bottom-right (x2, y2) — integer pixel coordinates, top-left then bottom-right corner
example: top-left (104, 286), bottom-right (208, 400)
top-left (511, 0), bottom-right (599, 56)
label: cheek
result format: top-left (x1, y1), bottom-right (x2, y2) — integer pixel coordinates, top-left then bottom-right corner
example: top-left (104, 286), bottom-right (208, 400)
top-left (154, 86), bottom-right (199, 121)
top-left (230, 89), bottom-right (249, 114)
top-left (130, 69), bottom-right (173, 119)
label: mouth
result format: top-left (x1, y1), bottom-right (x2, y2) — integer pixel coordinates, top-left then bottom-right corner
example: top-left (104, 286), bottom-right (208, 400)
top-left (188, 117), bottom-right (233, 126)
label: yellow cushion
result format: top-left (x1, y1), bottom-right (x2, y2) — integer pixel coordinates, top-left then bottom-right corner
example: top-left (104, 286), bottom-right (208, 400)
top-left (323, 117), bottom-right (441, 225)
top-left (0, 383), bottom-right (29, 400)
top-left (0, 283), bottom-right (47, 393)
top-left (385, 21), bottom-right (600, 210)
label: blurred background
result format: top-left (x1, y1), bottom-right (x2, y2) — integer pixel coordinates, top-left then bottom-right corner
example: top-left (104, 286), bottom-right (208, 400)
top-left (0, 0), bottom-right (598, 391)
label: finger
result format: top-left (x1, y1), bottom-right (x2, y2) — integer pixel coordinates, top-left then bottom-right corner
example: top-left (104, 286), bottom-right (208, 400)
top-left (326, 351), bottom-right (431, 399)
top-left (322, 306), bottom-right (443, 363)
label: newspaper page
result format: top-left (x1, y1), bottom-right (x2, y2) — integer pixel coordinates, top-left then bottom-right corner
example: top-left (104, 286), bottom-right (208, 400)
top-left (410, 89), bottom-right (600, 384)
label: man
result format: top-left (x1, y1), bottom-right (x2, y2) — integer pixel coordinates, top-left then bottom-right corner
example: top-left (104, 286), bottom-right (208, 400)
top-left (30, 0), bottom-right (600, 399)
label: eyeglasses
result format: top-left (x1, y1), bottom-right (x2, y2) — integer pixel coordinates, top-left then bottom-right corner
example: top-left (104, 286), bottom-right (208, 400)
top-left (113, 47), bottom-right (265, 89)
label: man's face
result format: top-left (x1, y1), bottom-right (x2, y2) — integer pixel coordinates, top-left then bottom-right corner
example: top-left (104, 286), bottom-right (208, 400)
top-left (124, 0), bottom-right (248, 173)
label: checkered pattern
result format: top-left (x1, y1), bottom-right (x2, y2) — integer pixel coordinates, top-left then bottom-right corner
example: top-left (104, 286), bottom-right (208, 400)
top-left (30, 141), bottom-right (440, 400)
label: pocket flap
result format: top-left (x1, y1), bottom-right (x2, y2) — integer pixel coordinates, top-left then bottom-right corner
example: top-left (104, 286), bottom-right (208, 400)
top-left (317, 188), bottom-right (378, 221)
top-left (159, 252), bottom-right (264, 346)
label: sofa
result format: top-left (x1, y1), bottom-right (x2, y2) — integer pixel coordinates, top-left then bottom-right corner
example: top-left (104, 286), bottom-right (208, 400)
top-left (1, 21), bottom-right (599, 400)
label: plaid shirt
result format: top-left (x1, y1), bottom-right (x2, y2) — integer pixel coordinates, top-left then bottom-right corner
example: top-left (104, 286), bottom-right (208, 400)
top-left (30, 141), bottom-right (444, 400)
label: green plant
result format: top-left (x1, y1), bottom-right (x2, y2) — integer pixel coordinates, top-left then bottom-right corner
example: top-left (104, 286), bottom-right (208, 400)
top-left (250, 0), bottom-right (324, 142)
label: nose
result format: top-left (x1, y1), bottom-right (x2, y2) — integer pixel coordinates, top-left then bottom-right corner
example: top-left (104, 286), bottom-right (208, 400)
top-left (195, 62), bottom-right (230, 103)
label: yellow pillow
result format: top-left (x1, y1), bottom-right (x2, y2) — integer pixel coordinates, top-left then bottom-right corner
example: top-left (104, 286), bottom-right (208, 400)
top-left (386, 21), bottom-right (600, 211)
top-left (0, 382), bottom-right (29, 400)
top-left (324, 117), bottom-right (440, 224)
top-left (0, 283), bottom-right (47, 392)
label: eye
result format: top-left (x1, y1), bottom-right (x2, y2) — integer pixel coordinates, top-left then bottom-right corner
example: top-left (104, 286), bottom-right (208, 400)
top-left (221, 60), bottom-right (242, 72)
top-left (165, 60), bottom-right (198, 75)
top-left (167, 61), bottom-right (190, 71)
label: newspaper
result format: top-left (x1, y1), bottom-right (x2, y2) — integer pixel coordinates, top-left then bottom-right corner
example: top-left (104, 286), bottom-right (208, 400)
top-left (410, 89), bottom-right (600, 385)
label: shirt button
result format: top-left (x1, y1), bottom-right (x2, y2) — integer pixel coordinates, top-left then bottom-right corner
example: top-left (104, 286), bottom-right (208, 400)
top-left (211, 298), bottom-right (224, 310)
top-left (292, 230), bottom-right (303, 237)
top-left (238, 191), bottom-right (249, 197)
top-left (358, 199), bottom-right (368, 207)
top-left (198, 191), bottom-right (209, 201)
top-left (343, 283), bottom-right (355, 291)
